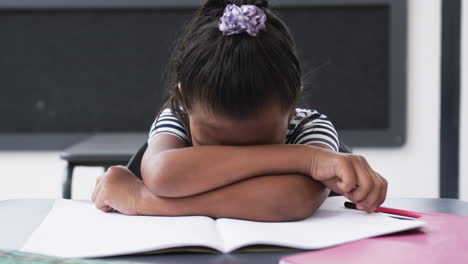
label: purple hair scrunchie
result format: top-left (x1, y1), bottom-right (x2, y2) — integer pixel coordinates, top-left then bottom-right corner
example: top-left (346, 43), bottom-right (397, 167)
top-left (218, 4), bottom-right (267, 37)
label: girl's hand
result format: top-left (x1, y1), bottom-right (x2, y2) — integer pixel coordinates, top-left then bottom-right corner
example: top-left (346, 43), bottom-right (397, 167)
top-left (91, 166), bottom-right (146, 215)
top-left (308, 148), bottom-right (388, 213)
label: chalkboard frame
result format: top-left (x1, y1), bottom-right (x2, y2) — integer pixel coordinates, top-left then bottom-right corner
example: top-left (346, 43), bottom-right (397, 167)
top-left (0, 0), bottom-right (407, 150)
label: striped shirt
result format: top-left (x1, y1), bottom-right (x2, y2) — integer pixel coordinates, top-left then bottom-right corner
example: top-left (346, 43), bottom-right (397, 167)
top-left (148, 108), bottom-right (339, 152)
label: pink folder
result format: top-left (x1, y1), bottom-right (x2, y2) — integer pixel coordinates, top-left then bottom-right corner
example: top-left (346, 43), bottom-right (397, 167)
top-left (280, 213), bottom-right (468, 264)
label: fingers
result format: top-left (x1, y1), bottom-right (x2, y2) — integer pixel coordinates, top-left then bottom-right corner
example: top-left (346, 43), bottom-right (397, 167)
top-left (92, 173), bottom-right (114, 213)
top-left (338, 155), bottom-right (387, 213)
top-left (92, 166), bottom-right (137, 214)
top-left (359, 159), bottom-right (387, 212)
top-left (357, 176), bottom-right (380, 213)
top-left (96, 198), bottom-right (113, 213)
top-left (91, 174), bottom-right (104, 202)
top-left (106, 200), bottom-right (136, 216)
top-left (104, 200), bottom-right (117, 213)
top-left (94, 187), bottom-right (114, 213)
top-left (347, 157), bottom-right (374, 204)
top-left (335, 156), bottom-right (358, 194)
top-left (359, 159), bottom-right (387, 213)
top-left (376, 172), bottom-right (388, 208)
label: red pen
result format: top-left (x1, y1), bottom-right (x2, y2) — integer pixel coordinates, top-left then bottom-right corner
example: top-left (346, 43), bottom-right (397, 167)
top-left (344, 201), bottom-right (426, 218)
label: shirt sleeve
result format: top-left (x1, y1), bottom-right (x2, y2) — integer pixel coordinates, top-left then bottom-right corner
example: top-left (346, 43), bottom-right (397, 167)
top-left (148, 108), bottom-right (190, 144)
top-left (292, 110), bottom-right (339, 152)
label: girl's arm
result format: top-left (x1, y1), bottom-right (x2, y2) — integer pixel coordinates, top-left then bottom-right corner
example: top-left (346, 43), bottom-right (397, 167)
top-left (143, 174), bottom-right (329, 222)
top-left (141, 134), bottom-right (386, 213)
top-left (93, 166), bottom-right (329, 222)
top-left (141, 134), bottom-right (317, 198)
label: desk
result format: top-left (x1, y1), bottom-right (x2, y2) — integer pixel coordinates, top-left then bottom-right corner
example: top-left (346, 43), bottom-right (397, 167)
top-left (1, 198), bottom-right (467, 264)
top-left (60, 133), bottom-right (147, 199)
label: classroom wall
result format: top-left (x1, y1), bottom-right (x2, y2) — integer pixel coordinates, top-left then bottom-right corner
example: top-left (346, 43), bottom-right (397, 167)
top-left (354, 0), bottom-right (442, 199)
top-left (461, 0), bottom-right (468, 202)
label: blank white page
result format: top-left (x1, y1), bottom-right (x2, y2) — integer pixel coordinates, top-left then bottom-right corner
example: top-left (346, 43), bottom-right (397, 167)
top-left (21, 199), bottom-right (223, 258)
top-left (217, 196), bottom-right (425, 252)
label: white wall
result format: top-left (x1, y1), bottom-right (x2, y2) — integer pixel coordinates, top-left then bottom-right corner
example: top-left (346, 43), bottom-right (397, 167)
top-left (354, 0), bottom-right (442, 199)
top-left (461, 0), bottom-right (468, 202)
top-left (0, 151), bottom-right (101, 200)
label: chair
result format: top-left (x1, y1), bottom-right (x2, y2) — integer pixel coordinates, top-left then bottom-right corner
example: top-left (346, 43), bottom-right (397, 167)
top-left (126, 142), bottom-right (352, 197)
top-left (126, 142), bottom-right (148, 180)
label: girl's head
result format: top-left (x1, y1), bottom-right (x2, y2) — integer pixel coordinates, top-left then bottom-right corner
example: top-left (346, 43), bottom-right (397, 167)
top-left (166, 0), bottom-right (303, 146)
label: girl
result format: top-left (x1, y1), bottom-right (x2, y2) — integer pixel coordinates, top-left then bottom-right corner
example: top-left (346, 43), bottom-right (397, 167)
top-left (92, 0), bottom-right (387, 222)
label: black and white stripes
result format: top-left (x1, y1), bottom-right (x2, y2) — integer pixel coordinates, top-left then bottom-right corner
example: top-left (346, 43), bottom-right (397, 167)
top-left (149, 108), bottom-right (339, 151)
top-left (286, 108), bottom-right (339, 152)
top-left (149, 109), bottom-right (190, 144)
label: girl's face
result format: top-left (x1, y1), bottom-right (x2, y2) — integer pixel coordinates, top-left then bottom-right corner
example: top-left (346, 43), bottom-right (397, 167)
top-left (189, 103), bottom-right (291, 146)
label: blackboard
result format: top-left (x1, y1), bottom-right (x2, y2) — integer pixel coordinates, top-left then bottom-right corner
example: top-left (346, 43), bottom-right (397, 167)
top-left (0, 0), bottom-right (406, 147)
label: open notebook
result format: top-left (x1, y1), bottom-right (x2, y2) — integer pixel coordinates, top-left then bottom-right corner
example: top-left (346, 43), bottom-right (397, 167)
top-left (21, 197), bottom-right (425, 258)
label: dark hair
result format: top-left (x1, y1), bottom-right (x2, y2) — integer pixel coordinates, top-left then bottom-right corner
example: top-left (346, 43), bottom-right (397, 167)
top-left (163, 0), bottom-right (303, 137)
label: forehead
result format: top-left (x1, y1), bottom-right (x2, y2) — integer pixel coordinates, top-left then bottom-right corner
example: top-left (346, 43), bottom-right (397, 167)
top-left (189, 103), bottom-right (290, 145)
